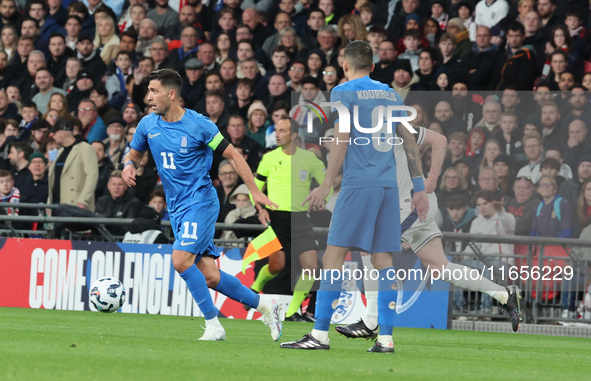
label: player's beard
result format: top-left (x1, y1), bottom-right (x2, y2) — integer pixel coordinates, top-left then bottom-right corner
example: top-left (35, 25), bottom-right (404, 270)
top-left (155, 102), bottom-right (171, 116)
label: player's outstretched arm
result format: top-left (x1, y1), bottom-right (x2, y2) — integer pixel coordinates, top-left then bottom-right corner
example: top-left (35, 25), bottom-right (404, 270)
top-left (397, 122), bottom-right (429, 222)
top-left (422, 129), bottom-right (447, 194)
top-left (122, 148), bottom-right (146, 187)
top-left (302, 122), bottom-right (348, 211)
top-left (222, 144), bottom-right (279, 211)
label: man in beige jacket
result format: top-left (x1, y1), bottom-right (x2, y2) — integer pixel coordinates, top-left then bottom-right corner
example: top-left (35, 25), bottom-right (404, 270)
top-left (48, 118), bottom-right (99, 211)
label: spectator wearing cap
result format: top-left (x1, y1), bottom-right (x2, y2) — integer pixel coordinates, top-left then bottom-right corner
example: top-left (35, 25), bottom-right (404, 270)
top-left (32, 68), bottom-right (67, 115)
top-left (95, 169), bottom-right (143, 235)
top-left (90, 85), bottom-right (118, 122)
top-left (47, 32), bottom-right (75, 89)
top-left (102, 117), bottom-right (126, 166)
top-left (517, 133), bottom-right (544, 184)
top-left (29, 118), bottom-right (50, 152)
top-left (446, 17), bottom-right (471, 59)
top-left (168, 26), bottom-right (200, 74)
top-left (493, 153), bottom-right (516, 197)
top-left (559, 155), bottom-right (591, 205)
top-left (77, 98), bottom-right (107, 143)
top-left (76, 32), bottom-right (107, 84)
top-left (493, 23), bottom-right (538, 91)
top-left (246, 101), bottom-right (268, 148)
top-left (18, 151), bottom-right (48, 204)
top-left (391, 58), bottom-right (418, 101)
top-left (67, 69), bottom-right (94, 112)
top-left (48, 118), bottom-right (99, 210)
top-left (122, 103), bottom-right (141, 125)
top-left (430, 0), bottom-right (449, 30)
top-left (8, 141), bottom-right (33, 189)
top-left (90, 140), bottom-right (114, 199)
top-left (181, 57), bottom-right (205, 109)
top-left (475, 0), bottom-right (510, 29)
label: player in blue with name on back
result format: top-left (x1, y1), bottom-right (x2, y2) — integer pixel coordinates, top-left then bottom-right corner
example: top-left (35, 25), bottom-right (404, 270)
top-left (280, 41), bottom-right (429, 352)
top-left (121, 69), bottom-right (282, 342)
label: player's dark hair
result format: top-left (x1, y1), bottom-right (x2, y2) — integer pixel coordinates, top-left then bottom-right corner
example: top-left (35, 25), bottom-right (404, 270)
top-left (149, 69), bottom-right (183, 95)
top-left (343, 40), bottom-right (373, 72)
top-left (446, 194), bottom-right (468, 210)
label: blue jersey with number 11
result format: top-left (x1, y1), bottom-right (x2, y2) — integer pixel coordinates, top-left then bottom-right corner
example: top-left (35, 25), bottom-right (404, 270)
top-left (130, 110), bottom-right (224, 214)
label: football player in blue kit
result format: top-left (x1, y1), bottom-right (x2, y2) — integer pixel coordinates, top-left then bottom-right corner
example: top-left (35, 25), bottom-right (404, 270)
top-left (122, 69), bottom-right (282, 342)
top-left (280, 41), bottom-right (429, 352)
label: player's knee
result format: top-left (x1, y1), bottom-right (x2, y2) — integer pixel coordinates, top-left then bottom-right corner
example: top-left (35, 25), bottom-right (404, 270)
top-left (203, 271), bottom-right (220, 288)
top-left (172, 253), bottom-right (192, 273)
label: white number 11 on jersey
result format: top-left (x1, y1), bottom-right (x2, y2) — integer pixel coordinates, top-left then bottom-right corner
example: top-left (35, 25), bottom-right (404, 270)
top-left (182, 222), bottom-right (198, 239)
top-left (161, 152), bottom-right (176, 169)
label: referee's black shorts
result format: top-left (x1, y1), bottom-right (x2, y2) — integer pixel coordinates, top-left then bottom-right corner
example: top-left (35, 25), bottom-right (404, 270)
top-left (269, 210), bottom-right (318, 257)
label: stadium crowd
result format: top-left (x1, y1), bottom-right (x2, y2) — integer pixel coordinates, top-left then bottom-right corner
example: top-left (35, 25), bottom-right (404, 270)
top-left (0, 0), bottom-right (591, 313)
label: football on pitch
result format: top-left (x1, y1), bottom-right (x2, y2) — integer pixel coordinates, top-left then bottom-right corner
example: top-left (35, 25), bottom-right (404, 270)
top-left (89, 277), bottom-right (126, 313)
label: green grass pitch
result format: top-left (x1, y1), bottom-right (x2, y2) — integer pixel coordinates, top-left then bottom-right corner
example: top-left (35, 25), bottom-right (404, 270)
top-left (1, 307), bottom-right (590, 381)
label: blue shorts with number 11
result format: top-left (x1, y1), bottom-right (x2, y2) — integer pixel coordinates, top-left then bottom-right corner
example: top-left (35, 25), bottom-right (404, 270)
top-left (170, 197), bottom-right (220, 261)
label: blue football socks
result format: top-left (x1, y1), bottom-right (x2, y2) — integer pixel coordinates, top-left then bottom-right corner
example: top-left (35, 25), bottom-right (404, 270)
top-left (214, 270), bottom-right (260, 309)
top-left (378, 267), bottom-right (397, 336)
top-left (179, 265), bottom-right (217, 320)
top-left (313, 270), bottom-right (343, 331)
